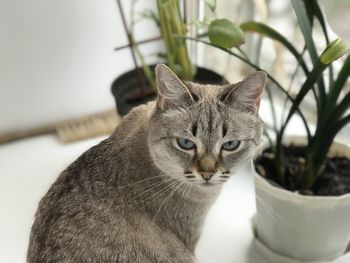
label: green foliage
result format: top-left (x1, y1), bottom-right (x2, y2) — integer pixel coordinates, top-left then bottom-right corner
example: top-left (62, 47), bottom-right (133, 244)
top-left (240, 22), bottom-right (308, 73)
top-left (130, 0), bottom-right (243, 84)
top-left (208, 19), bottom-right (245, 49)
top-left (320, 39), bottom-right (349, 64)
top-left (248, 0), bottom-right (349, 190)
top-left (156, 0), bottom-right (193, 80)
top-left (203, 0), bottom-right (216, 12)
top-left (139, 9), bottom-right (160, 27)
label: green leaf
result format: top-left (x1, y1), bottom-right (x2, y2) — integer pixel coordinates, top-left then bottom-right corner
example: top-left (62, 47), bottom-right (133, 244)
top-left (282, 60), bottom-right (327, 134)
top-left (332, 92), bottom-right (350, 123)
top-left (208, 19), bottom-right (245, 48)
top-left (302, 0), bottom-right (316, 27)
top-left (335, 115), bottom-right (350, 139)
top-left (279, 41), bottom-right (347, 175)
top-left (282, 37), bottom-right (347, 130)
top-left (320, 38), bottom-right (349, 64)
top-left (312, 114), bottom-right (350, 176)
top-left (197, 32), bottom-right (209, 38)
top-left (194, 20), bottom-right (206, 29)
top-left (291, 0), bottom-right (318, 64)
top-left (308, 55), bottom-right (350, 182)
top-left (240, 21), bottom-right (308, 74)
top-left (291, 0), bottom-right (327, 120)
top-left (241, 21), bottom-right (321, 118)
top-left (309, 0), bottom-right (329, 43)
top-left (204, 0), bottom-right (216, 12)
top-left (327, 54), bottom-right (350, 109)
top-left (309, 0), bottom-right (334, 85)
top-left (140, 10), bottom-right (160, 27)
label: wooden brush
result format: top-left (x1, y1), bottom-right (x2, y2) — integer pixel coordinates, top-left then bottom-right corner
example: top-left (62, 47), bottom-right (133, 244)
top-left (0, 109), bottom-right (120, 145)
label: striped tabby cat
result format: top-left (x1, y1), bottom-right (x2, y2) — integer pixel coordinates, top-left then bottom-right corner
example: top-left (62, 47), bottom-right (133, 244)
top-left (28, 64), bottom-right (266, 262)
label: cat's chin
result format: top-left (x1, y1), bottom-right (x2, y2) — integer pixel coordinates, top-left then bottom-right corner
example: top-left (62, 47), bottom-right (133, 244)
top-left (191, 182), bottom-right (223, 197)
top-left (192, 181), bottom-right (223, 188)
top-left (200, 184), bottom-right (221, 189)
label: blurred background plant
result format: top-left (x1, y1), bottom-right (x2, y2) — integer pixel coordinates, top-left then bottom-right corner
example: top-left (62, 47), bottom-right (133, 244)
top-left (125, 0), bottom-right (245, 89)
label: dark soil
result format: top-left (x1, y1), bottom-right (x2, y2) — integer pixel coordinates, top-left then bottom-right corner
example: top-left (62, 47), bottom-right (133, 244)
top-left (254, 145), bottom-right (350, 196)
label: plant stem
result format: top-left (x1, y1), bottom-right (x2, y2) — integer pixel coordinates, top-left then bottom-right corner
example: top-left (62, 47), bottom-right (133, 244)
top-left (117, 0), bottom-right (146, 95)
top-left (168, 0), bottom-right (192, 79)
top-left (156, 0), bottom-right (193, 80)
top-left (157, 0), bottom-right (175, 69)
top-left (129, 0), bottom-right (156, 91)
top-left (130, 36), bottom-right (157, 91)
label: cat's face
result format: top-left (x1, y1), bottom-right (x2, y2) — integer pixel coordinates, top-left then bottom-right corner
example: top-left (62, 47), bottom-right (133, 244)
top-left (148, 64), bottom-right (266, 189)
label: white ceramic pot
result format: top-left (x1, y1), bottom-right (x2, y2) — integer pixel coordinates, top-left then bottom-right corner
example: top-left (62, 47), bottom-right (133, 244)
top-left (253, 137), bottom-right (350, 262)
top-left (252, 233), bottom-right (350, 263)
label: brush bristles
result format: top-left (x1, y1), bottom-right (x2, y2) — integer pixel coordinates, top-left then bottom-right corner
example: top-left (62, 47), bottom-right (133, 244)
top-left (57, 110), bottom-right (120, 143)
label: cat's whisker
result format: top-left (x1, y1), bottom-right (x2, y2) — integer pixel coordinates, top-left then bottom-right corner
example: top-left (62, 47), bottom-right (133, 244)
top-left (140, 180), bottom-right (181, 208)
top-left (153, 181), bottom-right (185, 220)
top-left (174, 182), bottom-right (191, 219)
top-left (142, 180), bottom-right (181, 211)
top-left (140, 177), bottom-right (176, 191)
top-left (163, 181), bottom-right (186, 216)
top-left (128, 182), bottom-right (179, 211)
top-left (115, 174), bottom-right (171, 189)
top-left (115, 178), bottom-right (177, 210)
top-left (173, 183), bottom-right (186, 218)
top-left (137, 175), bottom-right (195, 210)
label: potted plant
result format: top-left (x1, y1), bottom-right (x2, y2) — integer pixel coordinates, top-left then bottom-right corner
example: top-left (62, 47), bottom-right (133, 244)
top-left (249, 1), bottom-right (350, 261)
top-left (245, 1), bottom-right (350, 262)
top-left (185, 0), bottom-right (350, 261)
top-left (111, 0), bottom-right (245, 115)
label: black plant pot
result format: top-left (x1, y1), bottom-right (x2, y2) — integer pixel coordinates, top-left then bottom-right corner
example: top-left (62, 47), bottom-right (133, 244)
top-left (111, 65), bottom-right (226, 116)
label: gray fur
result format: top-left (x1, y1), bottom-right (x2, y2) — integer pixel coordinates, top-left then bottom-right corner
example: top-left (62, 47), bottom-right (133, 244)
top-left (27, 64), bottom-right (266, 262)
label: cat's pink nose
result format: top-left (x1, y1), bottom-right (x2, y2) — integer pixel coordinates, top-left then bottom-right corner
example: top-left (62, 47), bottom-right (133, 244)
top-left (199, 171), bottom-right (215, 181)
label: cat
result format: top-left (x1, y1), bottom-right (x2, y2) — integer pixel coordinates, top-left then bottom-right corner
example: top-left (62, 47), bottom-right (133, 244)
top-left (27, 64), bottom-right (266, 263)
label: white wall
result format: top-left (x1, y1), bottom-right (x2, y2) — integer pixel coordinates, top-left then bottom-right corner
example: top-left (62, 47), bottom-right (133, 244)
top-left (0, 0), bottom-right (158, 132)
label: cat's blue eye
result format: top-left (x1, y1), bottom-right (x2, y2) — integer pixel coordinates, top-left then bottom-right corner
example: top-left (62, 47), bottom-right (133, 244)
top-left (222, 140), bottom-right (241, 151)
top-left (177, 138), bottom-right (196, 150)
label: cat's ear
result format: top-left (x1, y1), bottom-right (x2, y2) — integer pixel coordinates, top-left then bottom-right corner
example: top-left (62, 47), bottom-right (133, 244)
top-left (220, 71), bottom-right (267, 113)
top-left (155, 64), bottom-right (194, 110)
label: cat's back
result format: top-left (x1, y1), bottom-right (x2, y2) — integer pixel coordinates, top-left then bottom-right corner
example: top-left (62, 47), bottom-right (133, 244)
top-left (27, 102), bottom-right (157, 262)
top-left (32, 100), bottom-right (156, 214)
top-left (27, 133), bottom-right (119, 261)
top-left (112, 100), bottom-right (156, 141)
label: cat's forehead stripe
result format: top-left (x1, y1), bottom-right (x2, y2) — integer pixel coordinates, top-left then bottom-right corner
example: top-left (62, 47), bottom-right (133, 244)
top-left (208, 106), bottom-right (213, 132)
top-left (222, 122), bottom-right (228, 137)
top-left (191, 122), bottom-right (198, 136)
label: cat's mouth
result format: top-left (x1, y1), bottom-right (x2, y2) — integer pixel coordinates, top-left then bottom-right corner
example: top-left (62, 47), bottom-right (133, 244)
top-left (201, 182), bottom-right (217, 187)
top-left (197, 181), bottom-right (222, 187)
